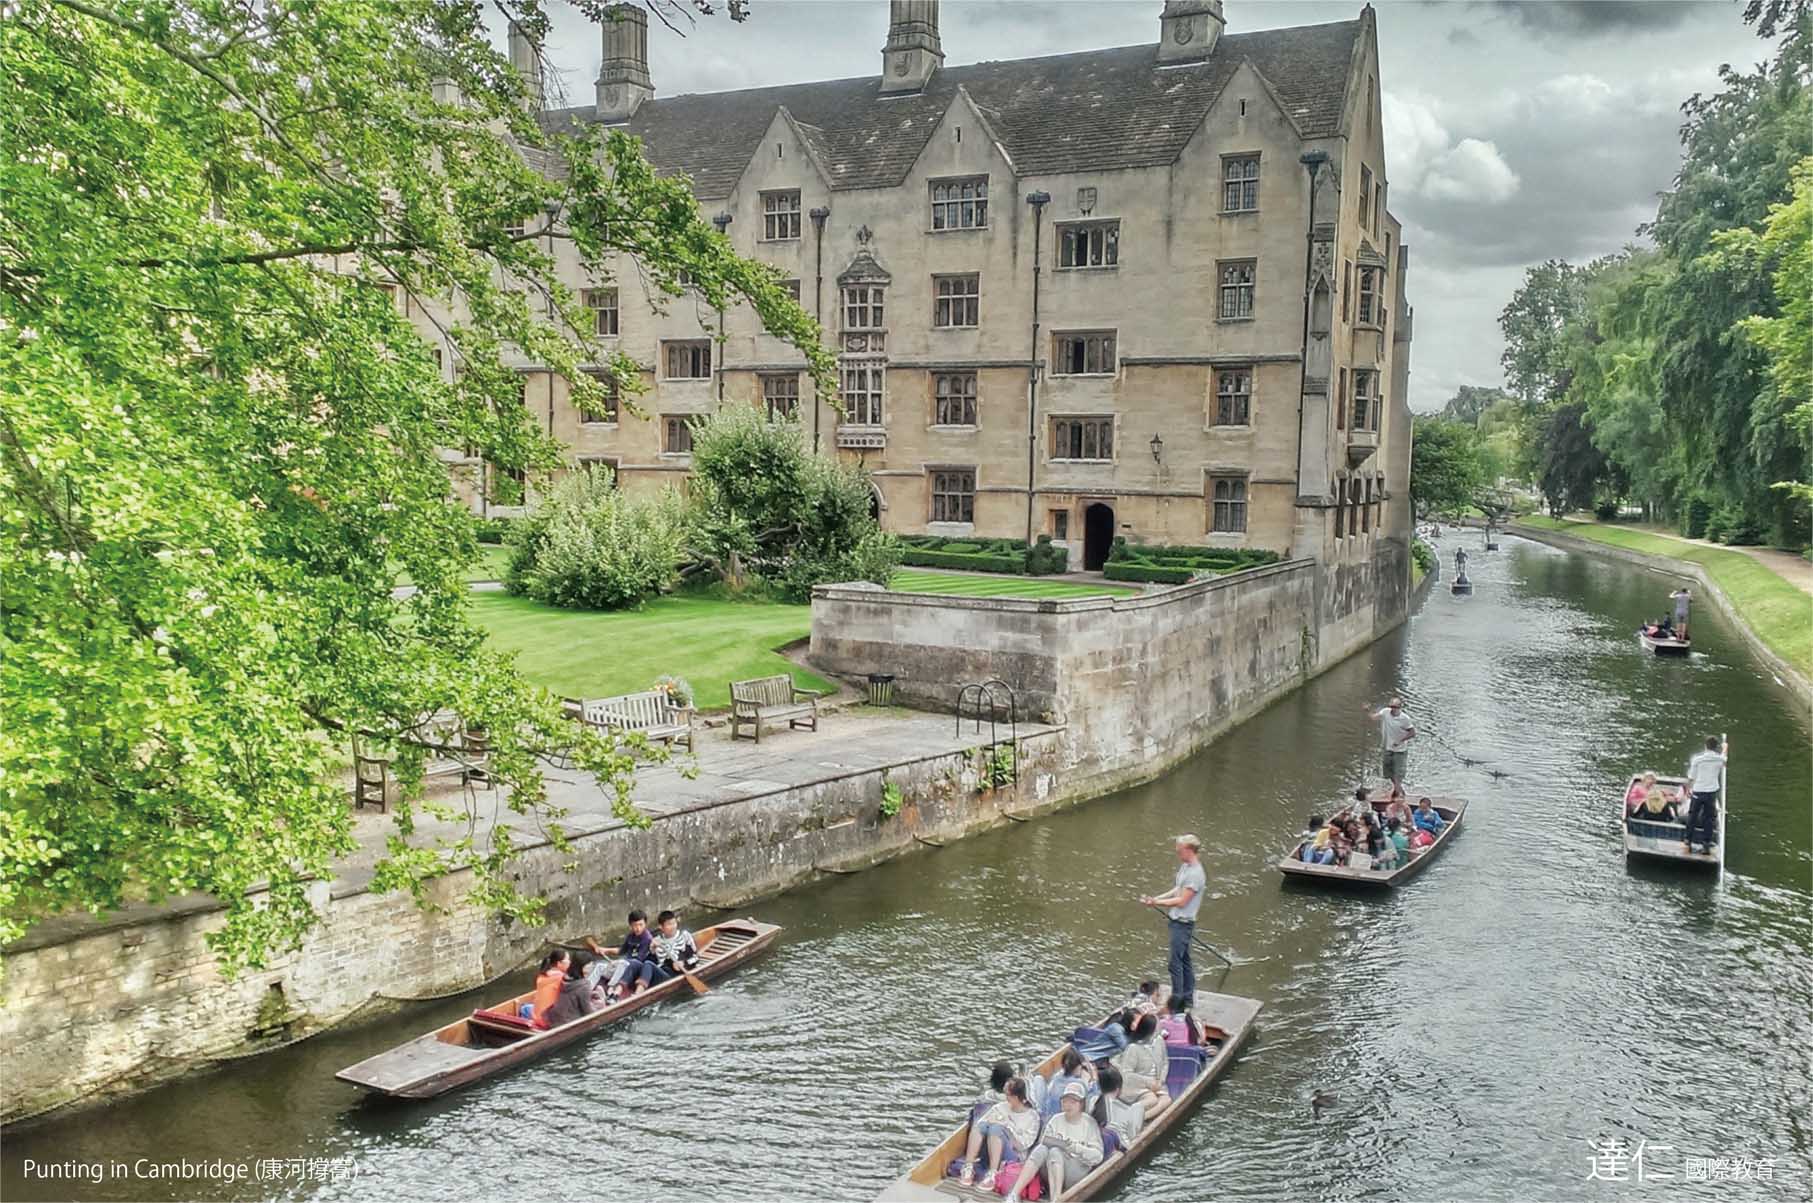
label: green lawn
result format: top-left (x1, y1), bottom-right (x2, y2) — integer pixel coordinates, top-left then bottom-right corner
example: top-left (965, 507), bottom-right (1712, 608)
top-left (888, 569), bottom-right (1139, 599)
top-left (1517, 516), bottom-right (1812, 676)
top-left (470, 592), bottom-right (831, 710)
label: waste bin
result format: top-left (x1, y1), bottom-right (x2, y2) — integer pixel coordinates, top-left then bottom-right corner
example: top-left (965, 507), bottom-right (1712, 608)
top-left (867, 673), bottom-right (896, 707)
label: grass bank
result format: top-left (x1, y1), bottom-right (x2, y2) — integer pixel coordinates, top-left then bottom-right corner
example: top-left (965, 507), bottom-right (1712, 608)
top-left (1516, 516), bottom-right (1812, 677)
top-left (471, 592), bottom-right (831, 710)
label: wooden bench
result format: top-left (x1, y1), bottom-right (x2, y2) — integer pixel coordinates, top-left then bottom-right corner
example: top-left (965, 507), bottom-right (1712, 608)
top-left (729, 674), bottom-right (821, 743)
top-left (574, 690), bottom-right (694, 753)
top-left (353, 747), bottom-right (389, 813)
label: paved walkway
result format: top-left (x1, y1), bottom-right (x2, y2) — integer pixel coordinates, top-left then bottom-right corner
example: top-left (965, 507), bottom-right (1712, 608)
top-left (12, 710), bottom-right (1051, 951)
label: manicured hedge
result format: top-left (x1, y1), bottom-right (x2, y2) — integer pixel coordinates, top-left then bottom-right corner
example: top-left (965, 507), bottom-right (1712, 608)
top-left (475, 516), bottom-right (517, 545)
top-left (1104, 561), bottom-right (1194, 584)
top-left (900, 548), bottom-right (1027, 574)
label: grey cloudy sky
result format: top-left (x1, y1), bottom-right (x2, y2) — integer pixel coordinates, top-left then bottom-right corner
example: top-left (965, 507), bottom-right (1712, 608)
top-left (524, 0), bottom-right (1769, 411)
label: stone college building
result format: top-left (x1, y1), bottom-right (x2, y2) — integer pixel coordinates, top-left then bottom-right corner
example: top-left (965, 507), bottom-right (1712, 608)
top-left (459, 0), bottom-right (1413, 574)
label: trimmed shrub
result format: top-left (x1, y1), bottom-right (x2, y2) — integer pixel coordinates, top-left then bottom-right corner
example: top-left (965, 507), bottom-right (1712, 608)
top-left (1104, 561), bottom-right (1194, 585)
top-left (475, 516), bottom-right (516, 544)
top-left (901, 548), bottom-right (1026, 573)
top-left (507, 471), bottom-right (687, 610)
top-left (1680, 497), bottom-right (1712, 540)
top-left (1026, 534), bottom-right (1068, 575)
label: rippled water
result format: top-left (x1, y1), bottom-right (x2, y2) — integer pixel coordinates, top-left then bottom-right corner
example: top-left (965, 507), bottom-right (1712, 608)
top-left (6, 535), bottom-right (1810, 1201)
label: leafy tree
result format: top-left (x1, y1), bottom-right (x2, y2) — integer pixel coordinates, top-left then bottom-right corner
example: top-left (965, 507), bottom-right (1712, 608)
top-left (1409, 417), bottom-right (1490, 518)
top-left (686, 406), bottom-right (899, 600)
top-left (1535, 404), bottom-right (1615, 517)
top-left (1437, 385), bottom-right (1512, 427)
top-left (0, 0), bottom-right (829, 970)
top-left (1499, 260), bottom-right (1588, 408)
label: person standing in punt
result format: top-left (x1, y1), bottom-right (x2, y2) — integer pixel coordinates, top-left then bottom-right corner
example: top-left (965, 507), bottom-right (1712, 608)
top-left (1365, 698), bottom-right (1418, 801)
top-left (1682, 736), bottom-right (1727, 855)
top-left (1671, 587), bottom-right (1692, 640)
top-left (1140, 834), bottom-right (1207, 1010)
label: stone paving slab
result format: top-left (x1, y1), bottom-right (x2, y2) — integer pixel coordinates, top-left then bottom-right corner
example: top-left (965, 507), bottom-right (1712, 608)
top-left (10, 710), bottom-right (1050, 953)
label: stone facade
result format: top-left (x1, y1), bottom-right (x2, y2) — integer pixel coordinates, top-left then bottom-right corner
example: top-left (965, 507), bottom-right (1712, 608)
top-left (435, 0), bottom-right (1412, 573)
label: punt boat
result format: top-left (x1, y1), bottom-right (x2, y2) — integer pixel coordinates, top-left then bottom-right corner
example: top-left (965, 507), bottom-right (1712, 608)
top-left (1277, 790), bottom-right (1466, 887)
top-left (1450, 576), bottom-right (1473, 595)
top-left (1638, 628), bottom-right (1691, 656)
top-left (336, 918), bottom-right (780, 1099)
top-left (1623, 736), bottom-right (1726, 873)
top-left (876, 990), bottom-right (1263, 1202)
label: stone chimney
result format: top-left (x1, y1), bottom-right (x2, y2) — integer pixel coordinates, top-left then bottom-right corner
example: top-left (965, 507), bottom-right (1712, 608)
top-left (880, 0), bottom-right (942, 94)
top-left (507, 20), bottom-right (544, 112)
top-left (595, 2), bottom-right (653, 123)
top-left (1157, 0), bottom-right (1225, 64)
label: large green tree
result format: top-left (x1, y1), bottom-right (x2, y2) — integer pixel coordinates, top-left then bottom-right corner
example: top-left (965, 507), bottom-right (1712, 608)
top-left (1409, 417), bottom-right (1491, 519)
top-left (1498, 259), bottom-right (1588, 409)
top-left (0, 0), bottom-right (830, 970)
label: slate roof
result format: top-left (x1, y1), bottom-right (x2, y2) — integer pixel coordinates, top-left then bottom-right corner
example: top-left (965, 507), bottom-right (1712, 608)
top-left (540, 19), bottom-right (1361, 199)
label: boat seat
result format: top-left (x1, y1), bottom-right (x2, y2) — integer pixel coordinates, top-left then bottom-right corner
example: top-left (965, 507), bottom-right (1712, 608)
top-left (468, 1009), bottom-right (539, 1043)
top-left (1164, 1045), bottom-right (1208, 1096)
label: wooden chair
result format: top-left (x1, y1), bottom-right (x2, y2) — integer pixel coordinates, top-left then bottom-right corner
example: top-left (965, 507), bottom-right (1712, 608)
top-left (352, 740), bottom-right (389, 813)
top-left (729, 674), bottom-right (821, 743)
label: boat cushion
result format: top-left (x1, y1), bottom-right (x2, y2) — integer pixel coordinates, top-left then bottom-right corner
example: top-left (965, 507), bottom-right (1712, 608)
top-left (472, 1007), bottom-right (537, 1033)
top-left (1102, 1128), bottom-right (1124, 1158)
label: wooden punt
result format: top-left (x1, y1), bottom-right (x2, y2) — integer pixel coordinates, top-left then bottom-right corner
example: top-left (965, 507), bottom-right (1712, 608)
top-left (1450, 578), bottom-right (1473, 595)
top-left (876, 990), bottom-right (1263, 1202)
top-left (1623, 736), bottom-right (1726, 873)
top-left (1638, 629), bottom-right (1692, 656)
top-left (335, 918), bottom-right (780, 1099)
top-left (1277, 791), bottom-right (1466, 887)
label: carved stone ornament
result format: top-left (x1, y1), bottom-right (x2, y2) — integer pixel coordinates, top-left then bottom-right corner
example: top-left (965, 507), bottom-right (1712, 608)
top-left (604, 85), bottom-right (621, 106)
top-left (893, 52), bottom-right (910, 76)
top-left (1174, 20), bottom-right (1194, 44)
top-left (1077, 186), bottom-right (1097, 213)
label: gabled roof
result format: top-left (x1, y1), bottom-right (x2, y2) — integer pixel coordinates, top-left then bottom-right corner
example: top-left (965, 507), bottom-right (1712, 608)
top-left (540, 19), bottom-right (1361, 199)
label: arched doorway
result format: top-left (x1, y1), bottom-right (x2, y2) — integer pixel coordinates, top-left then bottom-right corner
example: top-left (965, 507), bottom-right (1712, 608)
top-left (1083, 502), bottom-right (1115, 571)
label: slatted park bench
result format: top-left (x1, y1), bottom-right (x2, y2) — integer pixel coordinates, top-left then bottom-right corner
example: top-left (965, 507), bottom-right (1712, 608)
top-left (729, 674), bottom-right (822, 743)
top-left (566, 690), bottom-right (695, 753)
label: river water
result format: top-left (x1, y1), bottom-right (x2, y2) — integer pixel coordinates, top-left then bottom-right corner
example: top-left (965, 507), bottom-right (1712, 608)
top-left (6, 535), bottom-right (1810, 1202)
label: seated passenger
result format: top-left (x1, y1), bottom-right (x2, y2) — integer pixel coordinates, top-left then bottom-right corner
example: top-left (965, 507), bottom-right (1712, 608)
top-left (1632, 783), bottom-right (1679, 823)
top-left (1387, 818), bottom-right (1411, 859)
top-left (1413, 798), bottom-right (1446, 835)
top-left (1005, 1082), bottom-right (1104, 1203)
top-left (957, 1076), bottom-right (1038, 1191)
top-left (1158, 995), bottom-right (1198, 1047)
top-left (1043, 1049), bottom-right (1099, 1120)
top-left (586, 908), bottom-right (654, 1001)
top-left (519, 949), bottom-right (568, 1028)
top-left (1310, 819), bottom-right (1342, 865)
top-left (1298, 814), bottom-right (1324, 863)
top-left (1111, 1013), bottom-right (1167, 1097)
top-left (1624, 774), bottom-right (1652, 813)
top-left (976, 1061), bottom-right (1017, 1110)
top-left (1370, 826), bottom-right (1399, 870)
top-left (1073, 1012), bottom-right (1130, 1063)
top-left (543, 953), bottom-right (604, 1027)
top-left (619, 909), bottom-right (699, 993)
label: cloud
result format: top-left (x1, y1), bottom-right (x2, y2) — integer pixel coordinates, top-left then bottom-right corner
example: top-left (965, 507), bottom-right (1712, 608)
top-left (1493, 1), bottom-right (1702, 38)
top-left (1384, 92), bottom-right (1519, 204)
top-left (1421, 138), bottom-right (1521, 203)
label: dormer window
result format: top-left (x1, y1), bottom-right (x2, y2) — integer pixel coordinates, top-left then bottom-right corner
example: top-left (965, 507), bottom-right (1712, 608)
top-left (930, 177), bottom-right (988, 231)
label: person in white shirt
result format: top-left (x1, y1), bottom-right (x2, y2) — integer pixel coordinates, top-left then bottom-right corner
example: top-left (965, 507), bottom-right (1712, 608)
top-left (1671, 588), bottom-right (1692, 640)
top-left (1682, 736), bottom-right (1727, 854)
top-left (1004, 1081), bottom-right (1103, 1203)
top-left (1365, 698), bottom-right (1418, 801)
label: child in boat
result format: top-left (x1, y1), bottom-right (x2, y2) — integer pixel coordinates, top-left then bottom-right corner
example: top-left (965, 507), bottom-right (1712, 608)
top-left (1387, 817), bottom-right (1411, 859)
top-left (1298, 814), bottom-right (1324, 863)
top-left (587, 908), bottom-right (655, 1000)
top-left (544, 953), bottom-right (604, 1027)
top-left (618, 909), bottom-right (700, 993)
top-left (957, 1076), bottom-right (1038, 1191)
top-left (519, 948), bottom-right (569, 1028)
top-left (1369, 825), bottom-right (1398, 870)
top-left (1005, 1081), bottom-right (1104, 1203)
top-left (1413, 798), bottom-right (1445, 836)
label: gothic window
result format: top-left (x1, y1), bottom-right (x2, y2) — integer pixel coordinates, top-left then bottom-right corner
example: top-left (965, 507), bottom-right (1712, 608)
top-left (933, 274), bottom-right (980, 328)
top-left (1357, 268), bottom-right (1380, 326)
top-left (1214, 367), bottom-right (1253, 426)
top-left (584, 287), bottom-right (619, 336)
top-left (579, 369), bottom-right (620, 423)
top-left (933, 372), bottom-right (977, 426)
top-left (762, 190), bottom-right (801, 241)
top-left (662, 415), bottom-right (695, 454)
top-left (761, 373), bottom-right (799, 419)
top-left (1218, 260), bottom-right (1256, 320)
top-left (930, 177), bottom-right (988, 230)
top-left (1210, 476), bottom-right (1249, 533)
top-left (1353, 370), bottom-right (1378, 431)
top-left (1053, 331), bottom-right (1116, 375)
top-left (930, 468), bottom-right (976, 523)
top-left (662, 340), bottom-right (711, 379)
top-left (1058, 221), bottom-right (1119, 268)
top-left (840, 364), bottom-right (884, 426)
top-left (1050, 416), bottom-right (1114, 461)
top-left (1222, 155), bottom-right (1260, 212)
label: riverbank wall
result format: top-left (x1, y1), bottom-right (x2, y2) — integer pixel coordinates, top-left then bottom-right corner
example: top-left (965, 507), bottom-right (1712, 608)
top-left (810, 542), bottom-right (1412, 801)
top-left (3, 541), bottom-right (1411, 1125)
top-left (1511, 523), bottom-right (1812, 712)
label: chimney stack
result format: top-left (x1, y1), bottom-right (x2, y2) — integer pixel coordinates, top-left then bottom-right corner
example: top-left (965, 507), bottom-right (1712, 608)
top-left (1157, 0), bottom-right (1225, 64)
top-left (595, 3), bottom-right (653, 123)
top-left (507, 20), bottom-right (544, 112)
top-left (880, 0), bottom-right (942, 94)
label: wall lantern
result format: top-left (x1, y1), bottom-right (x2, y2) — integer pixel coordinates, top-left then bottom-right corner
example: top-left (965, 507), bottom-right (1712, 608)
top-left (1150, 433), bottom-right (1164, 463)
